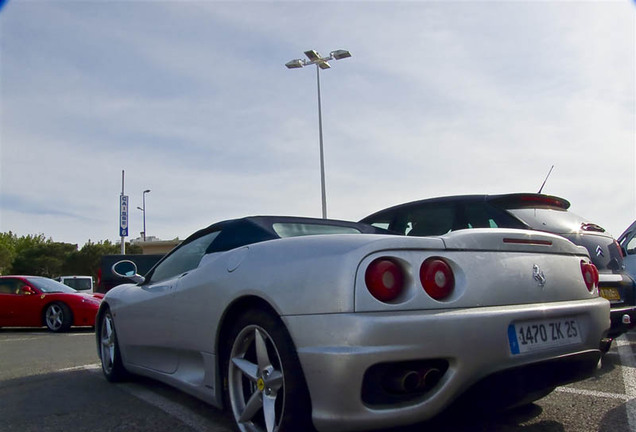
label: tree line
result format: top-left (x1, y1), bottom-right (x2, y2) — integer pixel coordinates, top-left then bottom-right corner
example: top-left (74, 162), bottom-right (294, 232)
top-left (0, 232), bottom-right (142, 280)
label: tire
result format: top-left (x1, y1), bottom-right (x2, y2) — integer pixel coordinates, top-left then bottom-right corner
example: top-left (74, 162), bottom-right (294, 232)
top-left (44, 302), bottom-right (72, 332)
top-left (224, 309), bottom-right (314, 432)
top-left (99, 309), bottom-right (128, 382)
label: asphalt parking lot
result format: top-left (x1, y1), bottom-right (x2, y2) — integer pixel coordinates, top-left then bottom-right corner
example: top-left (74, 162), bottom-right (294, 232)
top-left (0, 328), bottom-right (634, 432)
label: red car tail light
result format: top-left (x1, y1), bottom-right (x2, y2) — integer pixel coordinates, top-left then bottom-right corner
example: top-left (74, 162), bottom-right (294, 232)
top-left (420, 258), bottom-right (455, 300)
top-left (580, 260), bottom-right (599, 292)
top-left (365, 258), bottom-right (405, 302)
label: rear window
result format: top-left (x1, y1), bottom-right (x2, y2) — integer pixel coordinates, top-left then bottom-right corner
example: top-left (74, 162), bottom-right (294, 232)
top-left (365, 201), bottom-right (525, 236)
top-left (272, 223), bottom-right (361, 238)
top-left (464, 202), bottom-right (524, 229)
top-left (506, 208), bottom-right (588, 234)
top-left (404, 205), bottom-right (456, 236)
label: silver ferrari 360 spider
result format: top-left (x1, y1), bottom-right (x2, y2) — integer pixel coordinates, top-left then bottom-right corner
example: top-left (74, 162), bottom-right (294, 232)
top-left (96, 216), bottom-right (609, 432)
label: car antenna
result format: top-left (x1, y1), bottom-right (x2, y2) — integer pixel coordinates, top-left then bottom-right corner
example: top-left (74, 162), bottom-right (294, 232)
top-left (538, 165), bottom-right (554, 194)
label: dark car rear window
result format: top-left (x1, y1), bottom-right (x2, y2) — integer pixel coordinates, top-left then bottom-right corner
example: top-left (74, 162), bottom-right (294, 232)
top-left (365, 201), bottom-right (525, 236)
top-left (506, 208), bottom-right (589, 234)
top-left (464, 202), bottom-right (525, 230)
top-left (405, 205), bottom-right (457, 236)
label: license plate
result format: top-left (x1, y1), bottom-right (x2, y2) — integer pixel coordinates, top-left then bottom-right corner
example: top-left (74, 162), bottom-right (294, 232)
top-left (508, 318), bottom-right (582, 355)
top-left (600, 287), bottom-right (621, 301)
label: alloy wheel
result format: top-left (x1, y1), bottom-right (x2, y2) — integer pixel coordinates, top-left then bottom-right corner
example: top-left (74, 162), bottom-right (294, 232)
top-left (100, 313), bottom-right (116, 375)
top-left (45, 304), bottom-right (63, 331)
top-left (228, 325), bottom-right (285, 432)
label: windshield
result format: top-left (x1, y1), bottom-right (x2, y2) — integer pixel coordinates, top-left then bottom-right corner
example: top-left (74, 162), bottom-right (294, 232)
top-left (27, 277), bottom-right (78, 293)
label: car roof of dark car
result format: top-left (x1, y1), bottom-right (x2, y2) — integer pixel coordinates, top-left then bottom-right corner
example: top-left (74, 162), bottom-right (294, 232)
top-left (360, 193), bottom-right (571, 223)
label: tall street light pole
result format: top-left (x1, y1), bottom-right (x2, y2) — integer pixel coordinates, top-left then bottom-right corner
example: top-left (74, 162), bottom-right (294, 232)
top-left (137, 189), bottom-right (150, 241)
top-left (286, 49), bottom-right (352, 219)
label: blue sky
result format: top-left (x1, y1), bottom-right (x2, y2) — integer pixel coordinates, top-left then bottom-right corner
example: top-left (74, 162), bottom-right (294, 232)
top-left (1, 0), bottom-right (634, 246)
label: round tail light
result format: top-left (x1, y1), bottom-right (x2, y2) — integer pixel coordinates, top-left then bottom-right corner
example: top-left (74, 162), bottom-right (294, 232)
top-left (365, 258), bottom-right (405, 302)
top-left (420, 258), bottom-right (455, 300)
top-left (580, 260), bottom-right (599, 292)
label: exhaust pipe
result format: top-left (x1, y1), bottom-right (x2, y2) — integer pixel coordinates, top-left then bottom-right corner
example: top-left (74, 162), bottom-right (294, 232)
top-left (420, 368), bottom-right (442, 389)
top-left (384, 368), bottom-right (442, 393)
top-left (385, 370), bottom-right (421, 393)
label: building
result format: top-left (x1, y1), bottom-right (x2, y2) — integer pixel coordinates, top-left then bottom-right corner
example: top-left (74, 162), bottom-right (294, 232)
top-left (131, 236), bottom-right (180, 255)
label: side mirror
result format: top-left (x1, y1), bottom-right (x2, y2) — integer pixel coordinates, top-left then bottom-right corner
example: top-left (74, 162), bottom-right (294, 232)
top-left (20, 286), bottom-right (35, 295)
top-left (112, 260), bottom-right (145, 284)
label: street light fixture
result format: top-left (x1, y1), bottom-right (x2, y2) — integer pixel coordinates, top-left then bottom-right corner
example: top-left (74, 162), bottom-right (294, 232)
top-left (137, 189), bottom-right (151, 241)
top-left (286, 49), bottom-right (352, 219)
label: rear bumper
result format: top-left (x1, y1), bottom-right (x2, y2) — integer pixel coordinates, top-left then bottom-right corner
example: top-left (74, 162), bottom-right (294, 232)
top-left (600, 272), bottom-right (636, 338)
top-left (284, 298), bottom-right (609, 432)
top-left (451, 350), bottom-right (600, 410)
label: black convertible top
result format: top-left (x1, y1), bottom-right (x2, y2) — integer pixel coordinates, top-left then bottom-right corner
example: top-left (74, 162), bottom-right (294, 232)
top-left (138, 216), bottom-right (385, 287)
top-left (183, 216), bottom-right (384, 254)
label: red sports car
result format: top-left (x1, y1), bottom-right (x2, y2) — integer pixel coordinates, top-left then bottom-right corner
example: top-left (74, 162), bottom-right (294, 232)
top-left (0, 276), bottom-right (103, 332)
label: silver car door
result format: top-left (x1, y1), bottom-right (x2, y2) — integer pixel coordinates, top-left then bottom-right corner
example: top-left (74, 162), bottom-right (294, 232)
top-left (118, 230), bottom-right (222, 374)
top-left (170, 252), bottom-right (224, 355)
top-left (116, 275), bottom-right (180, 373)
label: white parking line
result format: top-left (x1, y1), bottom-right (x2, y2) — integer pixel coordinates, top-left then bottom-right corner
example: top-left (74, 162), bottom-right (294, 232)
top-left (0, 337), bottom-right (46, 342)
top-left (118, 382), bottom-right (229, 432)
top-left (76, 365), bottom-right (218, 429)
top-left (0, 332), bottom-right (93, 342)
top-left (57, 364), bottom-right (101, 373)
top-left (555, 386), bottom-right (630, 401)
top-left (615, 335), bottom-right (636, 431)
top-left (82, 337), bottom-right (636, 431)
top-left (558, 335), bottom-right (636, 432)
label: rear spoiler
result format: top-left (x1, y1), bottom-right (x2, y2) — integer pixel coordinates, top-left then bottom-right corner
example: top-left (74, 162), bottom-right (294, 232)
top-left (487, 193), bottom-right (570, 210)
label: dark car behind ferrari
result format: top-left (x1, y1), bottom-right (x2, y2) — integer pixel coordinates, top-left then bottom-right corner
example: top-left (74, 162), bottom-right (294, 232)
top-left (361, 193), bottom-right (635, 341)
top-left (96, 254), bottom-right (165, 293)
